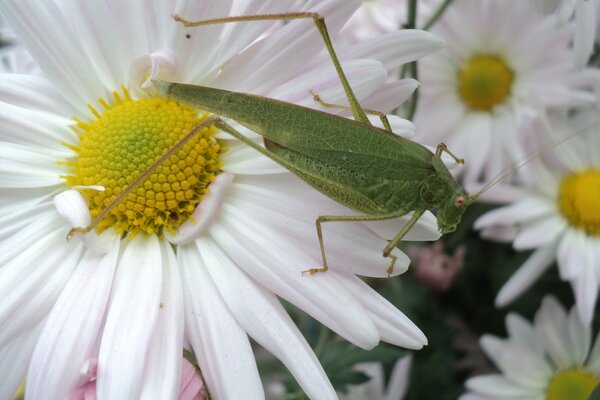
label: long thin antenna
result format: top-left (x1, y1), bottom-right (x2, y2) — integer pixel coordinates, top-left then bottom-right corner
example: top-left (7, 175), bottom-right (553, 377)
top-left (466, 118), bottom-right (600, 204)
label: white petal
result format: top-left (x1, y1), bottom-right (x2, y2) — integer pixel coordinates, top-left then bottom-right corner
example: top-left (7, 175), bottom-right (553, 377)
top-left (338, 30), bottom-right (445, 72)
top-left (513, 215), bottom-right (566, 250)
top-left (0, 230), bottom-right (82, 348)
top-left (140, 241), bottom-right (185, 400)
top-left (179, 245), bottom-right (264, 400)
top-left (496, 246), bottom-right (556, 307)
top-left (198, 237), bottom-right (336, 400)
top-left (474, 197), bottom-right (554, 230)
top-left (209, 210), bottom-right (380, 349)
top-left (574, 0), bottom-right (597, 68)
top-left (26, 239), bottom-right (120, 400)
top-left (0, 323), bottom-right (42, 400)
top-left (361, 80), bottom-right (419, 114)
top-left (571, 259), bottom-right (598, 325)
top-left (97, 235), bottom-right (163, 400)
top-left (566, 304), bottom-right (591, 366)
top-left (534, 296), bottom-right (573, 368)
top-left (505, 313), bottom-right (544, 356)
top-left (363, 210), bottom-right (441, 242)
top-left (466, 374), bottom-right (543, 397)
top-left (384, 355), bottom-right (412, 400)
top-left (337, 274), bottom-right (427, 349)
top-left (0, 142), bottom-right (66, 188)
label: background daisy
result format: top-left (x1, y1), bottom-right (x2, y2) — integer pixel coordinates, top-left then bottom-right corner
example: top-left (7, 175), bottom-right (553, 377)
top-left (414, 0), bottom-right (595, 183)
top-left (475, 108), bottom-right (600, 324)
top-left (462, 296), bottom-right (600, 400)
top-left (0, 0), bottom-right (445, 398)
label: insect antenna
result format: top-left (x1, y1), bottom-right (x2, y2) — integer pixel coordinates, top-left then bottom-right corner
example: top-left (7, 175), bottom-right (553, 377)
top-left (465, 118), bottom-right (600, 205)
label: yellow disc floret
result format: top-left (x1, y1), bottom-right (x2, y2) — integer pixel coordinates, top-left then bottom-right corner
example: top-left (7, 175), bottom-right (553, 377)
top-left (458, 55), bottom-right (513, 111)
top-left (64, 88), bottom-right (222, 236)
top-left (558, 169), bottom-right (600, 236)
top-left (546, 368), bottom-right (599, 400)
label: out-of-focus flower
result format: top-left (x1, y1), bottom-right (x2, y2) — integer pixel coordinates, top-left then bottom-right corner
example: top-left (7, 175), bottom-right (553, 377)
top-left (461, 296), bottom-right (600, 400)
top-left (415, 0), bottom-right (595, 183)
top-left (408, 241), bottom-right (465, 292)
top-left (339, 355), bottom-right (413, 400)
top-left (529, 0), bottom-right (599, 68)
top-left (475, 108), bottom-right (600, 324)
top-left (0, 0), bottom-right (445, 398)
top-left (338, 0), bottom-right (438, 44)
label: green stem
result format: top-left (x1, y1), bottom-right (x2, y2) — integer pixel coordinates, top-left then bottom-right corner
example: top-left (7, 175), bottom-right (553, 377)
top-left (423, 0), bottom-right (453, 30)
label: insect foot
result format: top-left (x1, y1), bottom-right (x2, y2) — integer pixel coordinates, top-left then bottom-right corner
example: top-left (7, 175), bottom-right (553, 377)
top-left (386, 255), bottom-right (397, 278)
top-left (301, 266), bottom-right (328, 276)
top-left (66, 226), bottom-right (88, 241)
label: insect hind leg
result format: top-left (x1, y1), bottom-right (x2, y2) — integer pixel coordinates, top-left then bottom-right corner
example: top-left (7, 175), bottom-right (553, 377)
top-left (309, 90), bottom-right (393, 133)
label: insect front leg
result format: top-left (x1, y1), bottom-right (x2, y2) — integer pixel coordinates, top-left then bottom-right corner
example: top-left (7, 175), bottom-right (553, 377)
top-left (173, 11), bottom-right (371, 125)
top-left (303, 212), bottom-right (407, 276)
top-left (309, 90), bottom-right (393, 132)
top-left (435, 143), bottom-right (465, 165)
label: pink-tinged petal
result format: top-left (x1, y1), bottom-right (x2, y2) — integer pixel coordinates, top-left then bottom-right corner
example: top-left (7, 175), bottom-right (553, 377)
top-left (222, 192), bottom-right (407, 278)
top-left (210, 208), bottom-right (380, 349)
top-left (337, 30), bottom-right (445, 72)
top-left (97, 235), bottom-right (163, 400)
top-left (274, 59), bottom-right (386, 109)
top-left (336, 274), bottom-right (427, 349)
top-left (0, 229), bottom-right (82, 348)
top-left (179, 358), bottom-right (205, 400)
top-left (0, 73), bottom-right (76, 116)
top-left (198, 237), bottom-right (336, 400)
top-left (220, 140), bottom-right (286, 175)
top-left (26, 238), bottom-right (120, 400)
top-left (130, 48), bottom-right (177, 90)
top-left (0, 1), bottom-right (111, 114)
top-left (363, 211), bottom-right (440, 242)
top-left (169, 0), bottom-right (233, 83)
top-left (360, 79), bottom-right (419, 114)
top-left (178, 245), bottom-right (264, 400)
top-left (495, 246), bottom-right (556, 307)
top-left (211, 0), bottom-right (358, 94)
top-left (140, 240), bottom-right (185, 400)
top-left (0, 323), bottom-right (42, 400)
top-left (166, 172), bottom-right (234, 245)
top-left (0, 142), bottom-right (66, 188)
top-left (528, 0), bottom-right (562, 14)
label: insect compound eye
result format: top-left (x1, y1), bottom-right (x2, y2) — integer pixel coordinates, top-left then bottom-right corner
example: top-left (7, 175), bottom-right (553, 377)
top-left (454, 196), bottom-right (465, 207)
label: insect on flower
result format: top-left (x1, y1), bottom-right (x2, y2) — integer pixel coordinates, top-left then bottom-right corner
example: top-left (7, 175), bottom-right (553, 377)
top-left (71, 11), bottom-right (483, 276)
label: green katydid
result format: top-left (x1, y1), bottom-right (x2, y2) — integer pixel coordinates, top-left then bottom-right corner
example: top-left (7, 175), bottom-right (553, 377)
top-left (70, 11), bottom-right (474, 276)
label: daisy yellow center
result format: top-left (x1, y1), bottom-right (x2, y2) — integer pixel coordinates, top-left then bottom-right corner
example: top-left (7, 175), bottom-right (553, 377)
top-left (458, 55), bottom-right (513, 111)
top-left (64, 89), bottom-right (222, 236)
top-left (558, 169), bottom-right (600, 236)
top-left (546, 368), bottom-right (599, 400)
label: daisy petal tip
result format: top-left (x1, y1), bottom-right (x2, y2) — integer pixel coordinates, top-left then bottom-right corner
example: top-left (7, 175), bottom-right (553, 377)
top-left (166, 172), bottom-right (234, 245)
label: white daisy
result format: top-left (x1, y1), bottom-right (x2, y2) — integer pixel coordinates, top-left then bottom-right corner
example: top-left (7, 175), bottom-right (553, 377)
top-left (414, 0), bottom-right (595, 184)
top-left (339, 355), bottom-right (413, 400)
top-left (529, 0), bottom-right (599, 68)
top-left (461, 296), bottom-right (600, 400)
top-left (0, 0), bottom-right (445, 398)
top-left (474, 108), bottom-right (600, 324)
